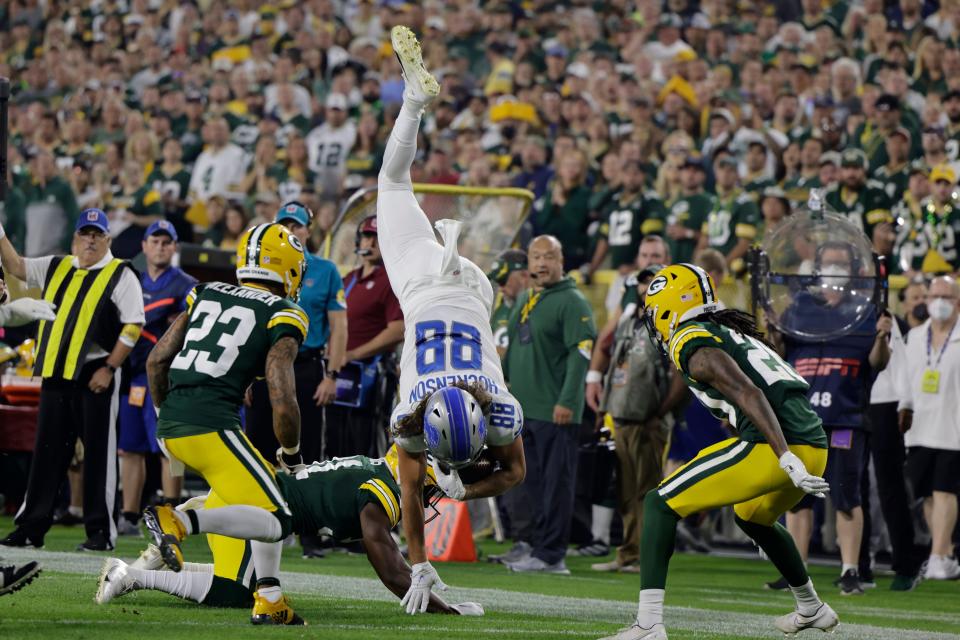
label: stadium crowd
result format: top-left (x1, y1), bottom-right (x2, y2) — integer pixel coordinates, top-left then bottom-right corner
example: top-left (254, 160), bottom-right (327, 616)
top-left (1, 0), bottom-right (960, 599)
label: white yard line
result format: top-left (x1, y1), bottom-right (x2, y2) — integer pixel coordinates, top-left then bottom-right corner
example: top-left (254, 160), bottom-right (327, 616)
top-left (5, 548), bottom-right (959, 640)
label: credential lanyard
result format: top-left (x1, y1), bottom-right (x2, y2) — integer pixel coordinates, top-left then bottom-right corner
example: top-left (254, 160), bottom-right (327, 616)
top-left (926, 319), bottom-right (957, 370)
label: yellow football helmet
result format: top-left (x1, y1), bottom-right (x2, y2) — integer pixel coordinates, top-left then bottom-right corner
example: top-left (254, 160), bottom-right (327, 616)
top-left (235, 223), bottom-right (307, 300)
top-left (384, 444), bottom-right (444, 521)
top-left (643, 263), bottom-right (721, 346)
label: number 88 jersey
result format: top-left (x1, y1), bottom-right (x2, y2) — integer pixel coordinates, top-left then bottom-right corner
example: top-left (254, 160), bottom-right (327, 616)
top-left (391, 300), bottom-right (523, 454)
top-left (158, 282), bottom-right (309, 435)
top-left (669, 320), bottom-right (827, 448)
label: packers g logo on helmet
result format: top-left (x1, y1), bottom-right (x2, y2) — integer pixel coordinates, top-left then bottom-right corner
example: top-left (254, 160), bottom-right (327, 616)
top-left (235, 223), bottom-right (307, 301)
top-left (643, 263), bottom-right (720, 347)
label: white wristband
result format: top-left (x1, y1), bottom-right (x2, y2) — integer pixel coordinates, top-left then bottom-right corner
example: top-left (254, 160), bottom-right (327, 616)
top-left (281, 444), bottom-right (300, 456)
top-left (585, 370), bottom-right (603, 384)
top-left (0, 220), bottom-right (6, 241)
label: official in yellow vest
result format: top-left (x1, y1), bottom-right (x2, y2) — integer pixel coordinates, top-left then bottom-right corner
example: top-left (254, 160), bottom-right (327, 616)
top-left (0, 209), bottom-right (144, 552)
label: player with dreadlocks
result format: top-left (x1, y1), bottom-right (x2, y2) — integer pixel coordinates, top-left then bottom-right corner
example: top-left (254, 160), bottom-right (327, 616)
top-left (600, 263), bottom-right (838, 640)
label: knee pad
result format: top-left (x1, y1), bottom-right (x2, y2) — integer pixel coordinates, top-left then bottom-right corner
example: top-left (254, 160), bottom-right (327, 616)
top-left (272, 510), bottom-right (294, 540)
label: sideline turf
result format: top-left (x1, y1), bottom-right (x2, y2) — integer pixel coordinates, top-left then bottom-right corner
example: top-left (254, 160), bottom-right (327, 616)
top-left (1, 516), bottom-right (958, 639)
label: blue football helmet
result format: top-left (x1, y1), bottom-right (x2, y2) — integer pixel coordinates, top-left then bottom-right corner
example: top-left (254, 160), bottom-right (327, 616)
top-left (422, 387), bottom-right (487, 469)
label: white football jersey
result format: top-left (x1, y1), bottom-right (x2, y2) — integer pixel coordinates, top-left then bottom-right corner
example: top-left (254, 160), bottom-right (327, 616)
top-left (306, 122), bottom-right (357, 194)
top-left (390, 220), bottom-right (523, 454)
top-left (189, 144), bottom-right (248, 201)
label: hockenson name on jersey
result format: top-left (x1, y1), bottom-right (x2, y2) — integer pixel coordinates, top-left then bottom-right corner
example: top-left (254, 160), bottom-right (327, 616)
top-left (407, 373), bottom-right (501, 405)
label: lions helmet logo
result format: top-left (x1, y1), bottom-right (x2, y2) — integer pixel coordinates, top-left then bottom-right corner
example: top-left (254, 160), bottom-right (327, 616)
top-left (424, 420), bottom-right (441, 449)
top-left (647, 275), bottom-right (668, 296)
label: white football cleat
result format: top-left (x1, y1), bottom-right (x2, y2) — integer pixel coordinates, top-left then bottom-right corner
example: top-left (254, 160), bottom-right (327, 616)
top-left (775, 603), bottom-right (840, 635)
top-left (130, 543), bottom-right (166, 571)
top-left (95, 558), bottom-right (137, 605)
top-left (390, 25), bottom-right (439, 108)
top-left (598, 623), bottom-right (667, 640)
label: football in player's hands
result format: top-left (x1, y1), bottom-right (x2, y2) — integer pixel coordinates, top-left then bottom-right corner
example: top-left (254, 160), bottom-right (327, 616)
top-left (455, 448), bottom-right (498, 485)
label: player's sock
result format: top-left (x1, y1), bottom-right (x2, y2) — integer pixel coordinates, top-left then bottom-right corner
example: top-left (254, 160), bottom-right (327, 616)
top-left (379, 103), bottom-right (422, 189)
top-left (841, 563), bottom-right (858, 576)
top-left (122, 511), bottom-right (139, 525)
top-left (789, 579), bottom-right (824, 617)
top-left (193, 506), bottom-right (282, 541)
top-left (183, 562), bottom-right (214, 574)
top-left (252, 541), bottom-right (283, 601)
top-left (636, 589), bottom-right (665, 628)
top-left (201, 576), bottom-right (254, 608)
top-left (639, 491), bottom-right (680, 589)
top-left (591, 505), bottom-right (614, 546)
top-left (126, 565), bottom-right (214, 603)
top-left (735, 516), bottom-right (809, 587)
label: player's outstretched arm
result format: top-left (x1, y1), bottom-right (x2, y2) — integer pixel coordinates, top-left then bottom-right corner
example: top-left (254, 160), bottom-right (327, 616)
top-left (397, 446), bottom-right (427, 564)
top-left (146, 312), bottom-right (189, 407)
top-left (462, 438), bottom-right (525, 501)
top-left (686, 347), bottom-right (790, 457)
top-left (265, 336), bottom-right (301, 453)
top-left (359, 504), bottom-right (456, 614)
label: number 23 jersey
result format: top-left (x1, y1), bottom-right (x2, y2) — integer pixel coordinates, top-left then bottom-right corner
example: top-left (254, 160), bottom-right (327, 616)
top-left (391, 295), bottom-right (523, 454)
top-left (158, 282), bottom-right (308, 436)
top-left (669, 320), bottom-right (827, 448)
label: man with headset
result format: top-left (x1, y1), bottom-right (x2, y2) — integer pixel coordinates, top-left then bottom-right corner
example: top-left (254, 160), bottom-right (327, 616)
top-left (768, 240), bottom-right (891, 595)
top-left (323, 215), bottom-right (404, 459)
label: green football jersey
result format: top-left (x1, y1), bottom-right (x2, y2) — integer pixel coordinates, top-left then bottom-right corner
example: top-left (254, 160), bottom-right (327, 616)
top-left (598, 191), bottom-right (666, 269)
top-left (157, 282), bottom-right (308, 436)
top-left (668, 320), bottom-right (826, 448)
top-left (873, 164), bottom-right (910, 203)
top-left (702, 190), bottom-right (760, 256)
top-left (782, 174), bottom-right (821, 206)
top-left (277, 456), bottom-right (401, 541)
top-left (894, 197), bottom-right (960, 273)
top-left (823, 182), bottom-right (893, 239)
top-left (667, 193), bottom-right (712, 264)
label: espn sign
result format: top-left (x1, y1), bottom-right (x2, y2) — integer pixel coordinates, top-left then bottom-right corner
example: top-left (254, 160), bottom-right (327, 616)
top-left (793, 357), bottom-right (861, 379)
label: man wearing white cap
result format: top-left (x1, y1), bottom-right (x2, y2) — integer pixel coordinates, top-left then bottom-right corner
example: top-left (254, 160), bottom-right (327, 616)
top-left (306, 93), bottom-right (357, 197)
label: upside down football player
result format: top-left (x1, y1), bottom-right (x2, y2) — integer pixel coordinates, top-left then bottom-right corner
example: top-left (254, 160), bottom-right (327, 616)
top-left (96, 447), bottom-right (483, 617)
top-left (378, 25), bottom-right (526, 614)
top-left (601, 264), bottom-right (838, 640)
top-left (143, 222), bottom-right (311, 625)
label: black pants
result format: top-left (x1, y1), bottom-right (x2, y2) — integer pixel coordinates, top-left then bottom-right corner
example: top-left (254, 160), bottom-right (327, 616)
top-left (15, 359), bottom-right (119, 542)
top-left (523, 418), bottom-right (580, 565)
top-left (324, 404), bottom-right (379, 459)
top-left (869, 402), bottom-right (922, 577)
top-left (246, 354), bottom-right (325, 464)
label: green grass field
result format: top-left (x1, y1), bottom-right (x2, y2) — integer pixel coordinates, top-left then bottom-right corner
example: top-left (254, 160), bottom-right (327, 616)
top-left (1, 516), bottom-right (958, 639)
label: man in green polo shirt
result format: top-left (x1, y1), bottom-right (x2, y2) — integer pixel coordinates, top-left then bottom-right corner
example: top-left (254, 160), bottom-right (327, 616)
top-left (504, 236), bottom-right (596, 575)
